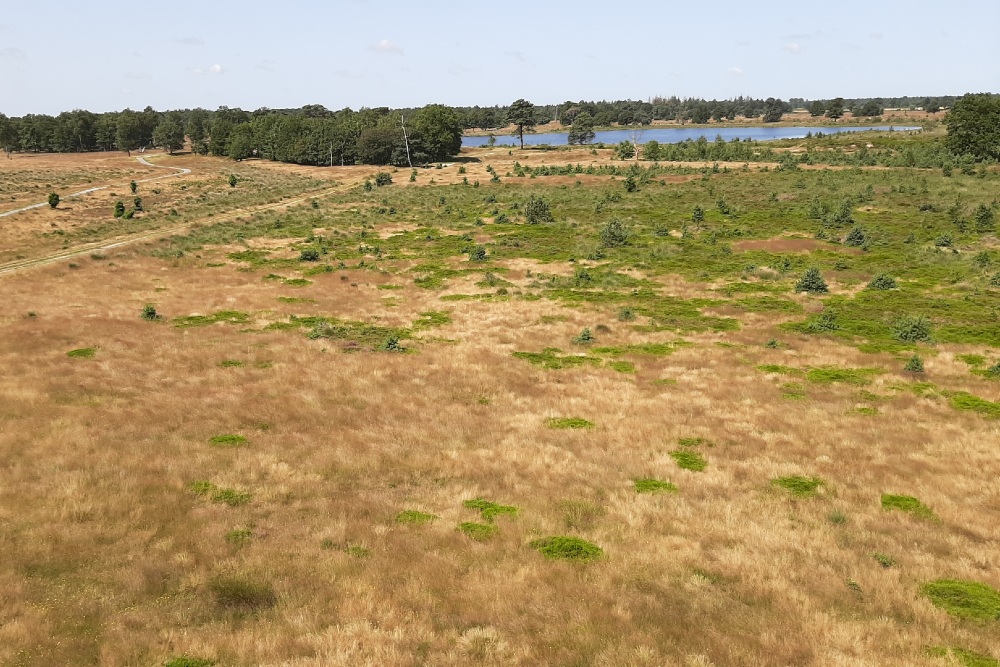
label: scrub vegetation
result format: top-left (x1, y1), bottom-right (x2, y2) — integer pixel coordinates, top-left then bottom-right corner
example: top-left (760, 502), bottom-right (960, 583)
top-left (0, 112), bottom-right (998, 666)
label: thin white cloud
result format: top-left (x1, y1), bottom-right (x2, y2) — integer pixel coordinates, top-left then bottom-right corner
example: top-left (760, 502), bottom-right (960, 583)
top-left (210, 63), bottom-right (223, 74)
top-left (784, 42), bottom-right (802, 54)
top-left (728, 67), bottom-right (744, 76)
top-left (0, 47), bottom-right (26, 60)
top-left (189, 66), bottom-right (204, 76)
top-left (175, 36), bottom-right (204, 46)
top-left (370, 39), bottom-right (403, 55)
top-left (125, 72), bottom-right (151, 81)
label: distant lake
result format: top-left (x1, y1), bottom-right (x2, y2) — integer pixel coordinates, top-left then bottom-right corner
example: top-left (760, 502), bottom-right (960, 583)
top-left (462, 126), bottom-right (921, 148)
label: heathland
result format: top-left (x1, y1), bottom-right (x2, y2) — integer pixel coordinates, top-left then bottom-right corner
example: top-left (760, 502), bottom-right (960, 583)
top-left (0, 124), bottom-right (998, 666)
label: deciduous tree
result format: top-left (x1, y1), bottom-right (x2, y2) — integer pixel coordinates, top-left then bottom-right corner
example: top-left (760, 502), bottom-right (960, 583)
top-left (945, 93), bottom-right (1000, 162)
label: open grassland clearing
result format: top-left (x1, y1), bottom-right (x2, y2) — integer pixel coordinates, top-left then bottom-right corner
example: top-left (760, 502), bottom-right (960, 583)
top-left (1, 134), bottom-right (999, 666)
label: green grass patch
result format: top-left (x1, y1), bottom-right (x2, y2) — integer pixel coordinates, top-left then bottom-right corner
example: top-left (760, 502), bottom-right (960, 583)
top-left (781, 382), bottom-right (808, 400)
top-left (174, 310), bottom-right (251, 328)
top-left (733, 296), bottom-right (804, 314)
top-left (276, 296), bottom-right (315, 304)
top-left (670, 449), bottom-right (707, 472)
top-left (546, 417), bottom-right (594, 429)
top-left (209, 434), bottom-right (247, 448)
top-left (344, 544), bottom-right (371, 558)
top-left (529, 536), bottom-right (604, 562)
top-left (189, 481), bottom-right (251, 506)
top-left (218, 359), bottom-right (244, 368)
top-left (634, 478), bottom-right (678, 494)
top-left (164, 657), bottom-right (215, 667)
top-left (395, 510), bottom-right (437, 525)
top-left (921, 579), bottom-right (1000, 620)
top-left (412, 310), bottom-right (451, 330)
top-left (852, 406), bottom-right (878, 416)
top-left (208, 575), bottom-right (277, 611)
top-left (948, 391), bottom-right (1000, 419)
top-left (606, 360), bottom-right (635, 373)
top-left (268, 315), bottom-right (410, 351)
top-left (678, 437), bottom-right (712, 447)
top-left (462, 498), bottom-right (519, 522)
top-left (805, 366), bottom-right (882, 386)
top-left (66, 347), bottom-right (96, 359)
top-left (771, 476), bottom-right (823, 497)
top-left (926, 647), bottom-right (999, 667)
top-left (959, 354), bottom-right (986, 368)
top-left (512, 348), bottom-right (603, 370)
top-left (881, 493), bottom-right (936, 519)
top-left (591, 342), bottom-right (686, 357)
top-left (757, 364), bottom-right (804, 376)
top-left (224, 528), bottom-right (253, 546)
top-left (457, 522), bottom-right (497, 541)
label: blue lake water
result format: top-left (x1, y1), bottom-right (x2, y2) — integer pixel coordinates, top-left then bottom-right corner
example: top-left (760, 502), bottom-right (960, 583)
top-left (462, 126), bottom-right (921, 148)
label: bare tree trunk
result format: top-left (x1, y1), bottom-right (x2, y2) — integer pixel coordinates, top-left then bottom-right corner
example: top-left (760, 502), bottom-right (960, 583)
top-left (400, 115), bottom-right (413, 168)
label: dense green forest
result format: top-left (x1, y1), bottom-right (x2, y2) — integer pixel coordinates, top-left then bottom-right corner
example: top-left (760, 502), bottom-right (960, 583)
top-left (0, 94), bottom-right (985, 167)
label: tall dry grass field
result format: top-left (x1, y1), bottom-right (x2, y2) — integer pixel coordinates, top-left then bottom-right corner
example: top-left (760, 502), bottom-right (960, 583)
top-left (0, 147), bottom-right (998, 666)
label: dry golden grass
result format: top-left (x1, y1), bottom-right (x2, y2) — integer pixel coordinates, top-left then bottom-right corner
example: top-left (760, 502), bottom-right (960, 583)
top-left (0, 151), bottom-right (997, 667)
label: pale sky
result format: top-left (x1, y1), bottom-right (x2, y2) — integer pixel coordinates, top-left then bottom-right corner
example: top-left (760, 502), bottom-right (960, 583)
top-left (1, 0), bottom-right (997, 116)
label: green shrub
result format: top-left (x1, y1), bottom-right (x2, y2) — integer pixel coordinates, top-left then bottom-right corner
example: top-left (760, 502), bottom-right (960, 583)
top-left (468, 245), bottom-right (488, 262)
top-left (867, 273), bottom-right (897, 290)
top-left (133, 196), bottom-right (143, 211)
top-left (218, 359), bottom-right (244, 368)
top-left (881, 493), bottom-right (935, 519)
top-left (617, 307), bottom-right (635, 321)
top-left (141, 304), bottom-right (160, 321)
top-left (114, 201), bottom-right (125, 217)
top-left (692, 206), bottom-right (704, 223)
top-left (529, 536), bottom-right (603, 562)
top-left (299, 248), bottom-right (320, 262)
top-left (67, 347), bottom-right (96, 359)
top-left (374, 172), bottom-right (393, 186)
top-left (904, 355), bottom-right (925, 373)
top-left (803, 310), bottom-right (839, 333)
top-left (670, 449), bottom-right (707, 472)
top-left (524, 195), bottom-right (553, 224)
top-left (771, 476), bottom-right (823, 497)
top-left (795, 267), bottom-right (828, 293)
top-left (921, 579), bottom-right (1000, 620)
top-left (395, 510), bottom-right (437, 525)
top-left (546, 417), bottom-right (593, 429)
top-left (893, 315), bottom-right (932, 342)
top-left (599, 217), bottom-right (630, 247)
top-left (209, 575), bottom-right (276, 610)
top-left (210, 434), bottom-right (247, 448)
top-left (572, 328), bottom-right (595, 345)
top-left (844, 226), bottom-right (867, 247)
top-left (212, 488), bottom-right (251, 506)
top-left (48, 192), bottom-right (60, 209)
top-left (634, 478), bottom-right (678, 494)
top-left (990, 272), bottom-right (1000, 287)
top-left (457, 522), bottom-right (497, 541)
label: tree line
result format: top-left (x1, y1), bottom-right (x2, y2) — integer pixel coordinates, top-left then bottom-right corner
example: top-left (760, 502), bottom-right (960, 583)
top-left (0, 94), bottom-right (989, 165)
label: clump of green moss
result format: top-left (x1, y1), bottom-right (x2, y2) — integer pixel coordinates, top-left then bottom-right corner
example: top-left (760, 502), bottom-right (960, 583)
top-left (926, 646), bottom-right (999, 666)
top-left (771, 476), bottom-right (823, 497)
top-left (189, 481), bottom-right (251, 506)
top-left (395, 510), bottom-right (437, 525)
top-left (457, 522), bottom-right (497, 541)
top-left (881, 493), bottom-right (936, 519)
top-left (462, 498), bottom-right (519, 522)
top-left (529, 536), bottom-right (603, 562)
top-left (634, 478), bottom-right (678, 494)
top-left (670, 449), bottom-right (707, 472)
top-left (921, 579), bottom-right (1000, 620)
top-left (67, 347), bottom-right (97, 359)
top-left (546, 417), bottom-right (594, 429)
top-left (209, 434), bottom-right (247, 447)
top-left (173, 310), bottom-right (250, 328)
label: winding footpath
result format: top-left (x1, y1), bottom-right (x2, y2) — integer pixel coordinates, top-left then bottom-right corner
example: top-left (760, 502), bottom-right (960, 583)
top-left (0, 155), bottom-right (191, 219)
top-left (0, 154), bottom-right (342, 277)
